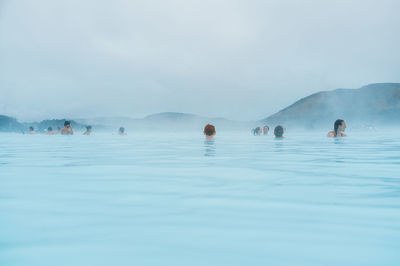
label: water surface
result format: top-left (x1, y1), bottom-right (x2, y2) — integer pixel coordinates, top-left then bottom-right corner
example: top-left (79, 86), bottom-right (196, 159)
top-left (1, 131), bottom-right (399, 266)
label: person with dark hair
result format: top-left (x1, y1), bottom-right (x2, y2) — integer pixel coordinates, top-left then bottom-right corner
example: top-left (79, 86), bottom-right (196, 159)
top-left (203, 124), bottom-right (216, 139)
top-left (274, 125), bottom-right (284, 138)
top-left (118, 127), bottom-right (127, 135)
top-left (46, 127), bottom-right (56, 135)
top-left (328, 119), bottom-right (346, 137)
top-left (29, 126), bottom-right (35, 134)
top-left (263, 126), bottom-right (269, 135)
top-left (252, 127), bottom-right (262, 136)
top-left (61, 121), bottom-right (74, 135)
top-left (83, 125), bottom-right (92, 135)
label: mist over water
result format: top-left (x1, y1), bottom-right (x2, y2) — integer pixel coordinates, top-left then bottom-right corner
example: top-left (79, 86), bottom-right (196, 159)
top-left (1, 0), bottom-right (400, 120)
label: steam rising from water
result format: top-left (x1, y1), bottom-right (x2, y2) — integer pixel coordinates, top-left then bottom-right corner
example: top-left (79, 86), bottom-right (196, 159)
top-left (0, 0), bottom-right (400, 121)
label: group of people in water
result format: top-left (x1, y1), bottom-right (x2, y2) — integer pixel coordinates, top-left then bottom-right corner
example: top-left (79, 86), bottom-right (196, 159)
top-left (29, 121), bottom-right (85, 135)
top-left (204, 119), bottom-right (346, 139)
top-left (28, 121), bottom-right (127, 136)
top-left (27, 119), bottom-right (347, 138)
top-left (203, 124), bottom-right (284, 139)
top-left (251, 125), bottom-right (285, 138)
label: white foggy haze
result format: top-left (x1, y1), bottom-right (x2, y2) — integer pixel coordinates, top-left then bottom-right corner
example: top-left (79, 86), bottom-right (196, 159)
top-left (0, 0), bottom-right (399, 121)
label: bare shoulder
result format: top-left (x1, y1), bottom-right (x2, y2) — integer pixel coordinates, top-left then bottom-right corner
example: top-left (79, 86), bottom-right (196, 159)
top-left (327, 131), bottom-right (334, 137)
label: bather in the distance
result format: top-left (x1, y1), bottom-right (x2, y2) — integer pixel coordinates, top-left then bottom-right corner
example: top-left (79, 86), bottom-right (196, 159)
top-left (327, 119), bottom-right (347, 138)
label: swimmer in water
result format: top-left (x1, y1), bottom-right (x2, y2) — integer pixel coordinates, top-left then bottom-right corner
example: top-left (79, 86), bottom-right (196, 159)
top-left (203, 124), bottom-right (216, 139)
top-left (274, 125), bottom-right (284, 139)
top-left (252, 127), bottom-right (262, 136)
top-left (83, 125), bottom-right (92, 135)
top-left (61, 121), bottom-right (74, 135)
top-left (263, 125), bottom-right (269, 135)
top-left (29, 126), bottom-right (35, 134)
top-left (46, 127), bottom-right (56, 135)
top-left (118, 127), bottom-right (127, 135)
top-left (328, 119), bottom-right (347, 138)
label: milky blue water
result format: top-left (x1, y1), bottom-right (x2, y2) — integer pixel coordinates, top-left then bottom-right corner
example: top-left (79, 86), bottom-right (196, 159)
top-left (1, 131), bottom-right (399, 266)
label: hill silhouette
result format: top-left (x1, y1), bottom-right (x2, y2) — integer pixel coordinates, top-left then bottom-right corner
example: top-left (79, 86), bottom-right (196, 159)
top-left (261, 83), bottom-right (400, 128)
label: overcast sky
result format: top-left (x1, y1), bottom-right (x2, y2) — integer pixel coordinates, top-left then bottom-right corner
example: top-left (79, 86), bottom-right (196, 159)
top-left (0, 0), bottom-right (399, 121)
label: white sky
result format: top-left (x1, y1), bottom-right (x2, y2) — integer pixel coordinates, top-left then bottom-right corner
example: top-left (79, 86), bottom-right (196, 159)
top-left (0, 0), bottom-right (399, 121)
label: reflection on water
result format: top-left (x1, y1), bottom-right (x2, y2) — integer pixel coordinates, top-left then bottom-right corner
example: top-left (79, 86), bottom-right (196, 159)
top-left (204, 139), bottom-right (216, 157)
top-left (273, 138), bottom-right (284, 152)
top-left (333, 137), bottom-right (346, 144)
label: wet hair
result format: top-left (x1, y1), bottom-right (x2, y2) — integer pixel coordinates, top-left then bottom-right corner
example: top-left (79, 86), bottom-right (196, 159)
top-left (252, 127), bottom-right (261, 136)
top-left (263, 125), bottom-right (269, 134)
top-left (29, 126), bottom-right (34, 131)
top-left (274, 125), bottom-right (284, 138)
top-left (204, 124), bottom-right (216, 136)
top-left (64, 121), bottom-right (71, 127)
top-left (119, 127), bottom-right (125, 133)
top-left (334, 119), bottom-right (344, 137)
top-left (48, 127), bottom-right (53, 132)
top-left (86, 125), bottom-right (92, 131)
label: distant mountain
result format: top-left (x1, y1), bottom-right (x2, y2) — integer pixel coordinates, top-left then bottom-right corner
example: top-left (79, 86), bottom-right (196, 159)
top-left (0, 115), bottom-right (25, 132)
top-left (261, 83), bottom-right (400, 128)
top-left (1, 112), bottom-right (250, 133)
top-left (144, 112), bottom-right (198, 120)
top-left (78, 112), bottom-right (252, 131)
top-left (4, 83), bottom-right (399, 133)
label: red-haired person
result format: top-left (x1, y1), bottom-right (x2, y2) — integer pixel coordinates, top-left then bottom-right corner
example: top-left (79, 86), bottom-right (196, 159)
top-left (203, 124), bottom-right (216, 139)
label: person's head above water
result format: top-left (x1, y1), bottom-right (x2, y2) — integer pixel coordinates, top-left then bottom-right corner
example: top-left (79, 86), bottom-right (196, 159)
top-left (28, 126), bottom-right (35, 134)
top-left (274, 125), bottom-right (284, 138)
top-left (46, 126), bottom-right (56, 135)
top-left (118, 127), bottom-right (126, 135)
top-left (203, 124), bottom-right (216, 138)
top-left (61, 120), bottom-right (73, 135)
top-left (263, 126), bottom-right (269, 135)
top-left (334, 119), bottom-right (346, 137)
top-left (83, 125), bottom-right (92, 135)
top-left (252, 127), bottom-right (261, 136)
